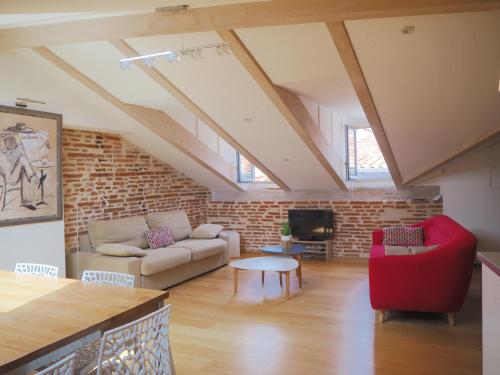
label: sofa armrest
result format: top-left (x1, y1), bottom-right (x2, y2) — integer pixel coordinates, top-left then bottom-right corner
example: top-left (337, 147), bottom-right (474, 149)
top-left (218, 230), bottom-right (240, 258)
top-left (66, 251), bottom-right (142, 288)
top-left (372, 229), bottom-right (384, 245)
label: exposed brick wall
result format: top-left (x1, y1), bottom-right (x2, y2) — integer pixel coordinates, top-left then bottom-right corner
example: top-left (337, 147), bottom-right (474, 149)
top-left (208, 200), bottom-right (443, 257)
top-left (62, 129), bottom-right (443, 257)
top-left (63, 129), bottom-right (210, 252)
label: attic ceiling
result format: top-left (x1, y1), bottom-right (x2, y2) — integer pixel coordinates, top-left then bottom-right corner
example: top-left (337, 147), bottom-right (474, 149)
top-left (346, 10), bottom-right (500, 183)
top-left (0, 1), bottom-right (498, 192)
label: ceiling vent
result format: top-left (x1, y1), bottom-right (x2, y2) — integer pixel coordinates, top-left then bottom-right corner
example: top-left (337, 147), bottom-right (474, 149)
top-left (155, 5), bottom-right (190, 13)
top-left (401, 25), bottom-right (416, 34)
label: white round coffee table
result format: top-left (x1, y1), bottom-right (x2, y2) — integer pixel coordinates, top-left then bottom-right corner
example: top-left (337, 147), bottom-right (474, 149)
top-left (229, 256), bottom-right (299, 298)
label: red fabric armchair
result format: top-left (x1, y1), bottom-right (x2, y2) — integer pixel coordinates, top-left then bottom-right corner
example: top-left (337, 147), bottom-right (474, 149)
top-left (369, 215), bottom-right (476, 322)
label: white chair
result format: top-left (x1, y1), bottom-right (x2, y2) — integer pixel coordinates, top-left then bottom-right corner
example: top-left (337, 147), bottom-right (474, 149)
top-left (81, 270), bottom-right (135, 288)
top-left (14, 263), bottom-right (58, 278)
top-left (95, 305), bottom-right (173, 375)
top-left (35, 353), bottom-right (75, 375)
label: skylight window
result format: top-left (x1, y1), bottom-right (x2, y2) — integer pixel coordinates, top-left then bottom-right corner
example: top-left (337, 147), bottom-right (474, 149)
top-left (345, 126), bottom-right (390, 180)
top-left (237, 152), bottom-right (270, 183)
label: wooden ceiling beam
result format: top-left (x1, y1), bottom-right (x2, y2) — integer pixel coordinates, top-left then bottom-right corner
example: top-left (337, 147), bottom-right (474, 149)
top-left (109, 39), bottom-right (290, 191)
top-left (403, 126), bottom-right (500, 185)
top-left (33, 47), bottom-right (244, 192)
top-left (1, 0), bottom-right (499, 50)
top-left (326, 21), bottom-right (403, 185)
top-left (218, 30), bottom-right (348, 191)
top-left (0, 0), bottom-right (176, 13)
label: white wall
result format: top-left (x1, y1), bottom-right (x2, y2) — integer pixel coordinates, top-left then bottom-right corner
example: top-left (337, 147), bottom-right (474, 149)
top-left (423, 139), bottom-right (500, 252)
top-left (0, 220), bottom-right (66, 276)
top-left (300, 96), bottom-right (347, 179)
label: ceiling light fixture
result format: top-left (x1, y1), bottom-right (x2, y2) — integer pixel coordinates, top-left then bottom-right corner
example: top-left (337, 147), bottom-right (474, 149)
top-left (217, 44), bottom-right (231, 56)
top-left (119, 42), bottom-right (231, 70)
top-left (192, 48), bottom-right (204, 60)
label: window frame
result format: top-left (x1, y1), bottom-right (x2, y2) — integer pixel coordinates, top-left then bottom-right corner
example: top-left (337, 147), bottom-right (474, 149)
top-left (236, 152), bottom-right (271, 184)
top-left (345, 125), bottom-right (391, 181)
top-left (236, 151), bottom-right (255, 183)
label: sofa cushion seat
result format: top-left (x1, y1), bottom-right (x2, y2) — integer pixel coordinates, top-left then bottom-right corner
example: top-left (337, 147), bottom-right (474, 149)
top-left (170, 239), bottom-right (227, 261)
top-left (141, 247), bottom-right (191, 276)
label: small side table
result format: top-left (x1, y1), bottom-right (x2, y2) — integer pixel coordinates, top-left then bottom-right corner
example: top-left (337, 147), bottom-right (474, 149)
top-left (261, 244), bottom-right (306, 288)
top-left (219, 230), bottom-right (240, 258)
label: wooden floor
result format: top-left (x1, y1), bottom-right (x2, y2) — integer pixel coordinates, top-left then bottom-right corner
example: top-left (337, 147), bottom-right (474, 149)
top-left (167, 257), bottom-right (482, 375)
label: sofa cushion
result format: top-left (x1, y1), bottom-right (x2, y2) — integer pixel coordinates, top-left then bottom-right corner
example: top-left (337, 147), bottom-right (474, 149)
top-left (189, 224), bottom-right (224, 239)
top-left (145, 227), bottom-right (175, 249)
top-left (384, 245), bottom-right (410, 256)
top-left (88, 216), bottom-right (150, 249)
top-left (140, 247), bottom-right (192, 276)
top-left (146, 211), bottom-right (192, 241)
top-left (96, 243), bottom-right (146, 257)
top-left (170, 239), bottom-right (227, 261)
top-left (383, 226), bottom-right (423, 246)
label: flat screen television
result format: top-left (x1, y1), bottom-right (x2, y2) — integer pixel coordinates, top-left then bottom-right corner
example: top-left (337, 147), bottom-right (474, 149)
top-left (288, 209), bottom-right (333, 241)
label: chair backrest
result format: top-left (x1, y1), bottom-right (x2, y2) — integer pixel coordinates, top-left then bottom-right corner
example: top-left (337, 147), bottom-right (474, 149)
top-left (36, 353), bottom-right (75, 375)
top-left (82, 270), bottom-right (135, 288)
top-left (14, 263), bottom-right (58, 278)
top-left (96, 305), bottom-right (172, 375)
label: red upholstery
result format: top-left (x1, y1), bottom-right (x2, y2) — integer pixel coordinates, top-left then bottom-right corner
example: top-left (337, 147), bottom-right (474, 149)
top-left (369, 215), bottom-right (476, 313)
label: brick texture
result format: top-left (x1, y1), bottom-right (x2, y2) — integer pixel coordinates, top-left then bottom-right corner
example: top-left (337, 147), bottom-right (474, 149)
top-left (62, 129), bottom-right (443, 257)
top-left (63, 129), bottom-right (210, 252)
top-left (208, 200), bottom-right (443, 257)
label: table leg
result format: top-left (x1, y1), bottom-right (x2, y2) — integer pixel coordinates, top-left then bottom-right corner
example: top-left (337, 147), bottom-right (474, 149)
top-left (297, 255), bottom-right (302, 288)
top-left (279, 272), bottom-right (283, 288)
top-left (285, 272), bottom-right (290, 298)
top-left (233, 268), bottom-right (238, 294)
top-left (261, 271), bottom-right (265, 285)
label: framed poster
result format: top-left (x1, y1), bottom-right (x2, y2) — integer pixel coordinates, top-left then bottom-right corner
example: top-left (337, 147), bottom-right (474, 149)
top-left (0, 105), bottom-right (62, 226)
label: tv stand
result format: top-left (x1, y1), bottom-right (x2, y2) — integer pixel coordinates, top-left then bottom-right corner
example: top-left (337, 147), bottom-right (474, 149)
top-left (292, 239), bottom-right (333, 261)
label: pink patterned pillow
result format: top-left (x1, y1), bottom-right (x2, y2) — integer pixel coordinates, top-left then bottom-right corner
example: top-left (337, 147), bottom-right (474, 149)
top-left (383, 226), bottom-right (423, 246)
top-left (145, 227), bottom-right (175, 249)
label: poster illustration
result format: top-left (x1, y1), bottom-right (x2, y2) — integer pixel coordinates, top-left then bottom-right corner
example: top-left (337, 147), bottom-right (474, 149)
top-left (0, 105), bottom-right (62, 227)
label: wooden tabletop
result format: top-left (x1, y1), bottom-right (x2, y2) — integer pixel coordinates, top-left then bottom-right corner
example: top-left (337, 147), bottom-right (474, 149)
top-left (230, 256), bottom-right (299, 272)
top-left (0, 270), bottom-right (168, 373)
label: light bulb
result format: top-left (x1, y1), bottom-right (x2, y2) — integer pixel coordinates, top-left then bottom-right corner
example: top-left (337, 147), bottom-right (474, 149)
top-left (119, 60), bottom-right (133, 70)
top-left (143, 57), bottom-right (155, 67)
top-left (165, 52), bottom-right (180, 63)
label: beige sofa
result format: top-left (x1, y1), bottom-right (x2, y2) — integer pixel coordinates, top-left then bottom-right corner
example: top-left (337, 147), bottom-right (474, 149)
top-left (67, 210), bottom-right (229, 289)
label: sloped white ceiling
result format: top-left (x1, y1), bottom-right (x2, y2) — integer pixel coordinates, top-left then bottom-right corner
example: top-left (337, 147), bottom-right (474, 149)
top-left (125, 31), bottom-right (341, 190)
top-left (236, 23), bottom-right (364, 118)
top-left (346, 10), bottom-right (500, 180)
top-left (48, 41), bottom-right (237, 165)
top-left (0, 48), bottom-right (235, 191)
top-left (49, 41), bottom-right (191, 117)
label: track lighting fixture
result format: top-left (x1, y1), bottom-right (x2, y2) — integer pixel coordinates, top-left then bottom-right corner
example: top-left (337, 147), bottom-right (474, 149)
top-left (119, 42), bottom-right (230, 70)
top-left (192, 48), bottom-right (204, 60)
top-left (143, 57), bottom-right (155, 67)
top-left (165, 52), bottom-right (180, 63)
top-left (120, 59), bottom-right (133, 70)
top-left (216, 44), bottom-right (230, 56)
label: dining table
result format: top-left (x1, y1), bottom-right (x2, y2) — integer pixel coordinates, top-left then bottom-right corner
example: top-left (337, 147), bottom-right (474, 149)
top-left (0, 270), bottom-right (169, 374)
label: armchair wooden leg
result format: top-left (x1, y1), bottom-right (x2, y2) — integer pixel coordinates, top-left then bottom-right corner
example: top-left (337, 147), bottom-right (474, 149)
top-left (377, 310), bottom-right (387, 323)
top-left (447, 313), bottom-right (455, 327)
